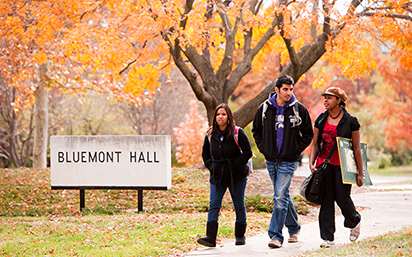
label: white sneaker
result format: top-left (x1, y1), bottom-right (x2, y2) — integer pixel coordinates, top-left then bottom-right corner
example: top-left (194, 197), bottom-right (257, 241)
top-left (320, 240), bottom-right (335, 248)
top-left (268, 238), bottom-right (282, 248)
top-left (349, 222), bottom-right (361, 242)
top-left (288, 232), bottom-right (299, 243)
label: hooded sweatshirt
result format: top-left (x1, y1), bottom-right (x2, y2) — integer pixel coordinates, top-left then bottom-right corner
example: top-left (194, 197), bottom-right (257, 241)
top-left (269, 93), bottom-right (297, 153)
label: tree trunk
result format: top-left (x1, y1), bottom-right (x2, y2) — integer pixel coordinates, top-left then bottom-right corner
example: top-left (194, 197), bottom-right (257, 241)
top-left (167, 0), bottom-right (347, 128)
top-left (33, 62), bottom-right (49, 168)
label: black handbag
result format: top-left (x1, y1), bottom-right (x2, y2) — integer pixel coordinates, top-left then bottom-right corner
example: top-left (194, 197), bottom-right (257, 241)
top-left (300, 115), bottom-right (352, 205)
top-left (299, 154), bottom-right (329, 205)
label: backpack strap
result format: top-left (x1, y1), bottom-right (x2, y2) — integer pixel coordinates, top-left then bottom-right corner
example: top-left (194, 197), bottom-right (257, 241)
top-left (234, 126), bottom-right (242, 153)
top-left (262, 100), bottom-right (302, 128)
top-left (206, 127), bottom-right (213, 159)
top-left (292, 102), bottom-right (302, 137)
top-left (261, 101), bottom-right (269, 126)
top-left (320, 116), bottom-right (352, 168)
top-left (208, 127), bottom-right (243, 155)
top-left (206, 127), bottom-right (212, 143)
top-left (292, 102), bottom-right (302, 127)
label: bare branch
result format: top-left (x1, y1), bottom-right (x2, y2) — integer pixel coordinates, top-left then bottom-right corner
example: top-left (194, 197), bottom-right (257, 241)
top-left (226, 6), bottom-right (282, 96)
top-left (277, 4), bottom-right (301, 76)
top-left (119, 60), bottom-right (137, 75)
top-left (179, 0), bottom-right (195, 29)
top-left (159, 1), bottom-right (215, 108)
top-left (310, 0), bottom-right (318, 43)
top-left (334, 0), bottom-right (363, 32)
top-left (216, 0), bottom-right (235, 85)
top-left (118, 40), bottom-right (148, 75)
top-left (358, 12), bottom-right (412, 21)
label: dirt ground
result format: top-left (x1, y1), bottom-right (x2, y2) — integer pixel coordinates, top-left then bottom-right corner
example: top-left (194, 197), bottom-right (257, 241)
top-left (245, 170), bottom-right (305, 197)
top-left (244, 169), bottom-right (373, 224)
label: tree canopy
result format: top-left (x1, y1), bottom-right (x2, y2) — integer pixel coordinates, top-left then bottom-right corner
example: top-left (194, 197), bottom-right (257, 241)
top-left (69, 0), bottom-right (411, 126)
top-left (2, 0), bottom-right (411, 123)
top-left (1, 0), bottom-right (412, 167)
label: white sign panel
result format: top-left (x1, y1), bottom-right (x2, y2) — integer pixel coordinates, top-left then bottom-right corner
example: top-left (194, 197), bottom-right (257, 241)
top-left (51, 136), bottom-right (171, 190)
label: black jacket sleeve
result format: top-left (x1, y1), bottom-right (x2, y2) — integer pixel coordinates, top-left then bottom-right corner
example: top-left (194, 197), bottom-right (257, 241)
top-left (252, 104), bottom-right (264, 152)
top-left (296, 103), bottom-right (314, 154)
top-left (201, 134), bottom-right (212, 170)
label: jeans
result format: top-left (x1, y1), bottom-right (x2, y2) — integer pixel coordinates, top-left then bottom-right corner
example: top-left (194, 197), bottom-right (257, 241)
top-left (319, 164), bottom-right (361, 241)
top-left (207, 176), bottom-right (247, 224)
top-left (266, 161), bottom-right (301, 243)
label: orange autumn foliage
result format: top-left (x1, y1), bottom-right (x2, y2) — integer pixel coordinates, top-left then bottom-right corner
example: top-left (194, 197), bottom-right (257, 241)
top-left (2, 0), bottom-right (412, 127)
top-left (0, 0), bottom-right (159, 111)
top-left (173, 100), bottom-right (207, 166)
top-left (372, 55), bottom-right (412, 151)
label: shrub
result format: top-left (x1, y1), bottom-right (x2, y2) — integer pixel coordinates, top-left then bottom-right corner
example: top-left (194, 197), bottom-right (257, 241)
top-left (173, 100), bottom-right (207, 167)
top-left (292, 195), bottom-right (311, 215)
top-left (244, 194), bottom-right (273, 213)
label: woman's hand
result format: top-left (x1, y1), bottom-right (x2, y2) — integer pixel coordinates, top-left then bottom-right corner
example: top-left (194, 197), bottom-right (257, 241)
top-left (352, 131), bottom-right (364, 187)
top-left (357, 174), bottom-right (363, 187)
top-left (309, 163), bottom-right (317, 173)
top-left (308, 127), bottom-right (319, 174)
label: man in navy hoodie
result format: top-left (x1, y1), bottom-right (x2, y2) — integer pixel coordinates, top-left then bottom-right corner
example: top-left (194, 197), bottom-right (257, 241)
top-left (252, 75), bottom-right (313, 248)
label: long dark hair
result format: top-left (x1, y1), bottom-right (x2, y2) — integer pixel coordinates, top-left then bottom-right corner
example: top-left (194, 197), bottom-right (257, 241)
top-left (210, 103), bottom-right (236, 138)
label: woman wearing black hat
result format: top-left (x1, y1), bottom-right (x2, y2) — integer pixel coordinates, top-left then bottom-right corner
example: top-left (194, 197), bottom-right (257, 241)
top-left (309, 87), bottom-right (363, 248)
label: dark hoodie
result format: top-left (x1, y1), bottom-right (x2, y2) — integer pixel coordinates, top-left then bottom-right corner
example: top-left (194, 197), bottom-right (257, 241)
top-left (269, 93), bottom-right (297, 153)
top-left (252, 93), bottom-right (314, 162)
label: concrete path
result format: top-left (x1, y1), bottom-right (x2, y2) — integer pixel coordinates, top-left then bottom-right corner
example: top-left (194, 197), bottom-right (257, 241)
top-left (186, 169), bottom-right (412, 256)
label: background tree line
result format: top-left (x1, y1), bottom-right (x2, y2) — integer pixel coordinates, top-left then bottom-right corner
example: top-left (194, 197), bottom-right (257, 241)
top-left (1, 0), bottom-right (411, 169)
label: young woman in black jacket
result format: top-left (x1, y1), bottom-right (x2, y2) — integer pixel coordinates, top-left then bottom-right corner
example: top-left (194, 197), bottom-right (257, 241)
top-left (198, 104), bottom-right (252, 247)
top-left (309, 87), bottom-right (363, 248)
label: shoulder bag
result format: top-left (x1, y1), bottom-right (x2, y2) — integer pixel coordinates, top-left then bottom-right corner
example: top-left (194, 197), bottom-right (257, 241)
top-left (300, 115), bottom-right (352, 205)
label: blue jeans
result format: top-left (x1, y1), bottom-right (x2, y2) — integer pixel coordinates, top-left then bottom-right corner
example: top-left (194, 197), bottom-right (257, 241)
top-left (266, 161), bottom-right (301, 243)
top-left (207, 176), bottom-right (247, 224)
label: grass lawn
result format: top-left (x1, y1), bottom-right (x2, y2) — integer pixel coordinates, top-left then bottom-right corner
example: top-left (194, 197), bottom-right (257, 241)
top-left (369, 165), bottom-right (412, 177)
top-left (0, 167), bottom-right (272, 256)
top-left (1, 166), bottom-right (411, 256)
top-left (0, 211), bottom-right (272, 256)
top-left (301, 226), bottom-right (412, 256)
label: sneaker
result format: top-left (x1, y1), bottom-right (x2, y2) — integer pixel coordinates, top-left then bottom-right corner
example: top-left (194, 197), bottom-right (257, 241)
top-left (349, 222), bottom-right (361, 242)
top-left (268, 238), bottom-right (282, 248)
top-left (320, 240), bottom-right (335, 248)
top-left (288, 232), bottom-right (300, 243)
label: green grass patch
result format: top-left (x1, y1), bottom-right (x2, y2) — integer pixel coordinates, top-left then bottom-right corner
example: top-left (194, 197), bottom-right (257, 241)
top-left (244, 194), bottom-right (313, 215)
top-left (301, 225), bottom-right (412, 256)
top-left (0, 167), bottom-right (272, 256)
top-left (0, 167), bottom-right (214, 216)
top-left (292, 195), bottom-right (312, 215)
top-left (0, 211), bottom-right (270, 256)
top-left (2, 167), bottom-right (409, 256)
top-left (0, 167), bottom-right (309, 217)
top-left (369, 165), bottom-right (412, 177)
top-left (245, 194), bottom-right (272, 213)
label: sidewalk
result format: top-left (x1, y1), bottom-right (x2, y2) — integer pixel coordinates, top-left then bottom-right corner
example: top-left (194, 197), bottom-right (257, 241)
top-left (186, 168), bottom-right (412, 256)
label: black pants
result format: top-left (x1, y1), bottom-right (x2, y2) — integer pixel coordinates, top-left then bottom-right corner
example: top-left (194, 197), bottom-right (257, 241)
top-left (319, 164), bottom-right (361, 241)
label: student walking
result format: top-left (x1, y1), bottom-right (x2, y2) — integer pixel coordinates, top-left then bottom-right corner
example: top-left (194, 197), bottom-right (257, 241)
top-left (252, 75), bottom-right (314, 248)
top-left (309, 87), bottom-right (363, 248)
top-left (198, 104), bottom-right (253, 247)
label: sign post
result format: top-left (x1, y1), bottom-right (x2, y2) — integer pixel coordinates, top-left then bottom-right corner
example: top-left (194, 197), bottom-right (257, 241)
top-left (50, 135), bottom-right (171, 211)
top-left (138, 190), bottom-right (143, 212)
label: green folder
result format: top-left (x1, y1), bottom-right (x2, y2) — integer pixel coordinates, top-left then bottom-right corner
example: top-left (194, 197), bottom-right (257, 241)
top-left (336, 137), bottom-right (373, 186)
